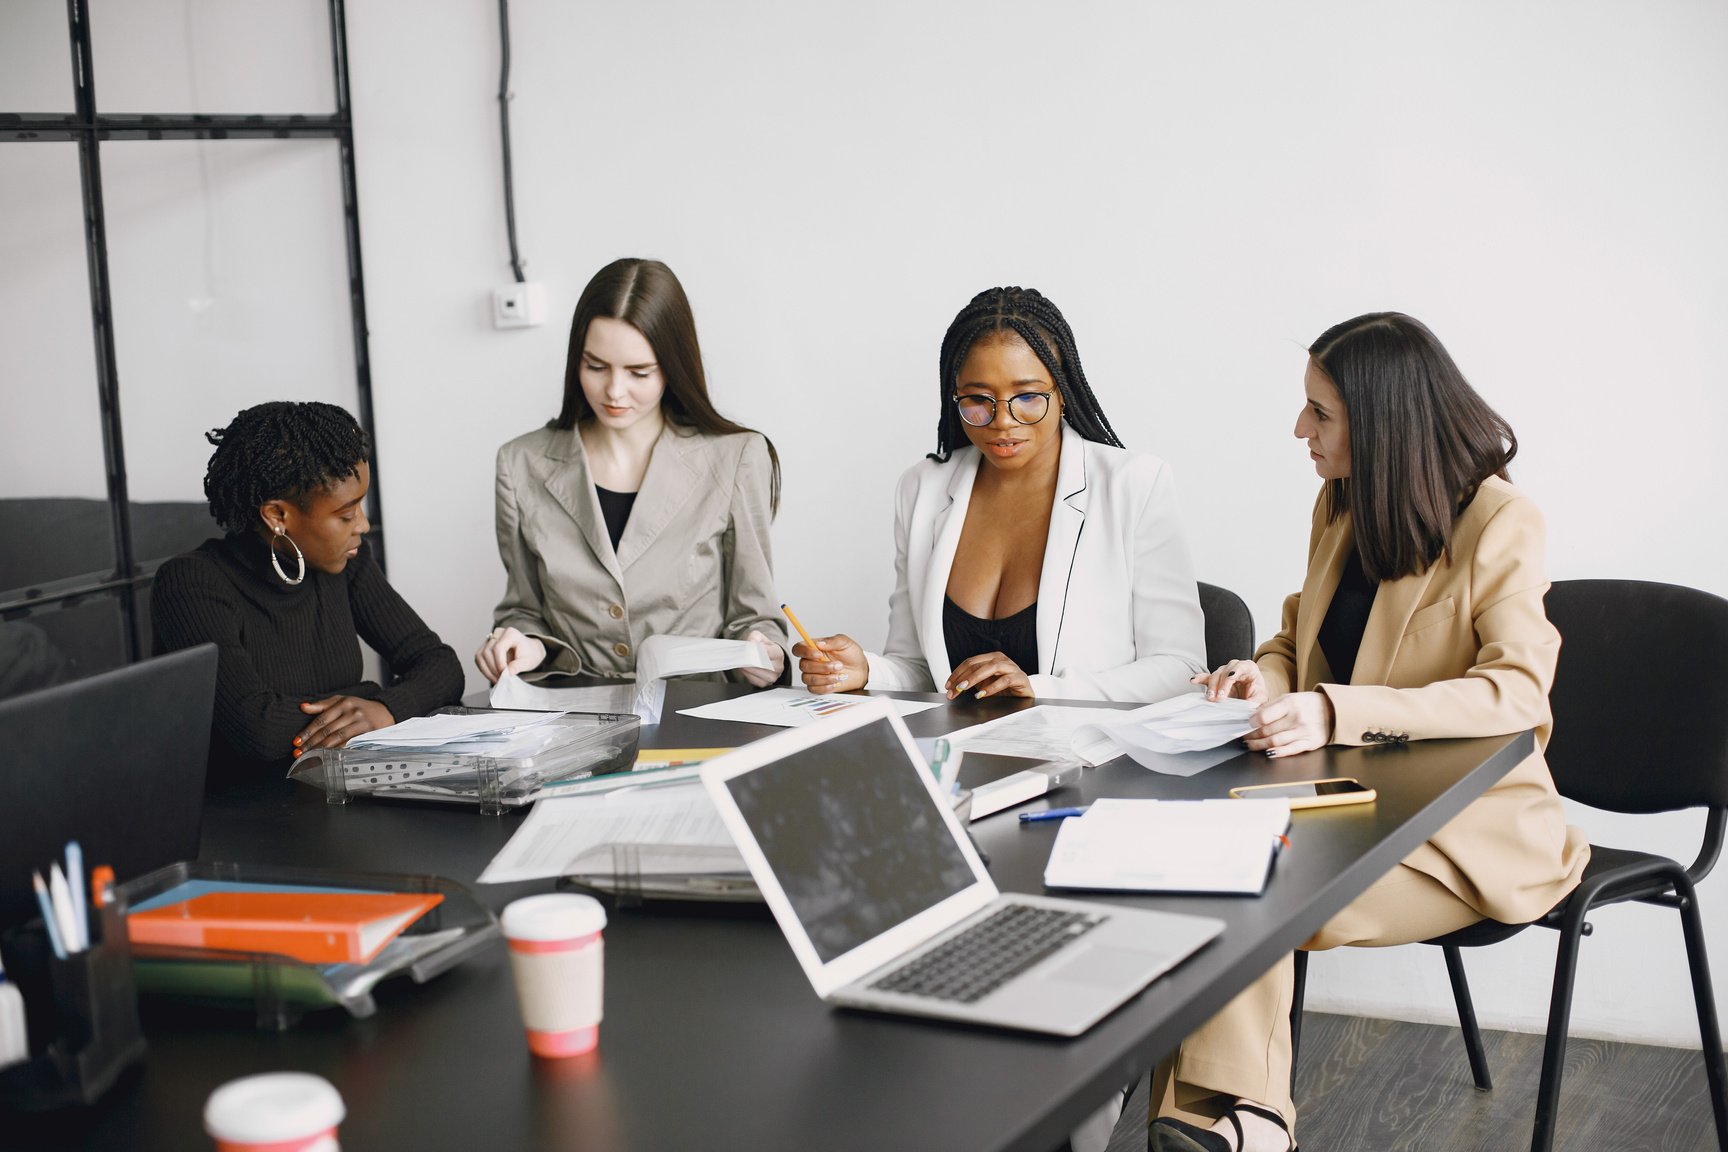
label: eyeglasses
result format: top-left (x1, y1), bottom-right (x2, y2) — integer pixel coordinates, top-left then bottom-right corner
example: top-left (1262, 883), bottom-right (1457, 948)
top-left (952, 391), bottom-right (1055, 427)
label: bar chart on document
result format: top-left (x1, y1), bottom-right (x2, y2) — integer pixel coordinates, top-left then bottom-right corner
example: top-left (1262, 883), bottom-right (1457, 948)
top-left (675, 689), bottom-right (942, 728)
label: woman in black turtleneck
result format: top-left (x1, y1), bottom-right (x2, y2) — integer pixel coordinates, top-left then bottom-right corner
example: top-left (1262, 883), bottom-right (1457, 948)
top-left (151, 401), bottom-right (463, 787)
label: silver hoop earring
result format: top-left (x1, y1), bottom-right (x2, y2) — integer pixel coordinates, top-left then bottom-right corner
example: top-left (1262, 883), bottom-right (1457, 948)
top-left (269, 523), bottom-right (306, 585)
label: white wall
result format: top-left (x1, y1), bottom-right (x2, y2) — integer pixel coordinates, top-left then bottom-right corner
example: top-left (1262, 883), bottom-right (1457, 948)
top-left (5, 0), bottom-right (1726, 1049)
top-left (344, 0), bottom-right (1728, 1048)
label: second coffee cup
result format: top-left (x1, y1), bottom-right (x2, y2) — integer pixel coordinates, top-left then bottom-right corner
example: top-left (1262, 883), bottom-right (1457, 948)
top-left (501, 893), bottom-right (606, 1057)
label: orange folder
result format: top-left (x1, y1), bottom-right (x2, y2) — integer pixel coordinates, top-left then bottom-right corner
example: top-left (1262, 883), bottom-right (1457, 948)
top-left (127, 890), bottom-right (444, 964)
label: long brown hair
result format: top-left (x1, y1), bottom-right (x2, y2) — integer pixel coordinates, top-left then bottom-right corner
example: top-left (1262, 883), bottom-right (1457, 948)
top-left (1309, 312), bottom-right (1516, 581)
top-left (551, 258), bottom-right (779, 512)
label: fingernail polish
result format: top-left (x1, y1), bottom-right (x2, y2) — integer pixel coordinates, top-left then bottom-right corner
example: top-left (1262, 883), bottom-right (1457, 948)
top-left (293, 737), bottom-right (302, 746)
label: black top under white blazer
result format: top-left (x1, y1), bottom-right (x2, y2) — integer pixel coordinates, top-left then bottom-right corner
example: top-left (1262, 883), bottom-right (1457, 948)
top-left (865, 423), bottom-right (1207, 702)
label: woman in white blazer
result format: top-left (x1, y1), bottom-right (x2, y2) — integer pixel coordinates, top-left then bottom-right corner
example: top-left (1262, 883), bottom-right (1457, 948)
top-left (797, 286), bottom-right (1206, 704)
top-left (475, 259), bottom-right (787, 686)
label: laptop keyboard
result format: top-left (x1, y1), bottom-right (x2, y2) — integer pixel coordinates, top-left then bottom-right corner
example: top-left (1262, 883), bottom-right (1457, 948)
top-left (867, 903), bottom-right (1106, 1004)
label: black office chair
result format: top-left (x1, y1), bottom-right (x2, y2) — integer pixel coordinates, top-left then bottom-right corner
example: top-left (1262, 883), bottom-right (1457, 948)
top-left (1291, 578), bottom-right (1728, 1152)
top-left (1197, 582), bottom-right (1255, 670)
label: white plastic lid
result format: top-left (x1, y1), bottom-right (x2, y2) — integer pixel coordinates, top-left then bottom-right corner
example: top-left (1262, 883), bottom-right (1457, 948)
top-left (204, 1072), bottom-right (344, 1142)
top-left (501, 893), bottom-right (607, 942)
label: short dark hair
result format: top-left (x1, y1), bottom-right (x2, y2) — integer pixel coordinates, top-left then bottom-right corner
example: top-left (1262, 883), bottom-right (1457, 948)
top-left (1310, 312), bottom-right (1516, 581)
top-left (202, 401), bottom-right (370, 533)
top-left (550, 258), bottom-right (779, 513)
top-left (931, 287), bottom-right (1123, 462)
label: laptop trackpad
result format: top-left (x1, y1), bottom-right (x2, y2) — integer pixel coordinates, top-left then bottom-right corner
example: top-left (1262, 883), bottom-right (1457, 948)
top-left (1044, 945), bottom-right (1163, 988)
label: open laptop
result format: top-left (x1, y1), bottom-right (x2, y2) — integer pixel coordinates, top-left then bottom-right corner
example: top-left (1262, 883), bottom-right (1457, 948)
top-left (0, 644), bottom-right (217, 934)
top-left (701, 698), bottom-right (1224, 1036)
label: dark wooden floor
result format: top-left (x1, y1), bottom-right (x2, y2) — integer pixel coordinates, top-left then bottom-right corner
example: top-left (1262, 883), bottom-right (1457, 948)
top-left (1107, 1011), bottom-right (1722, 1152)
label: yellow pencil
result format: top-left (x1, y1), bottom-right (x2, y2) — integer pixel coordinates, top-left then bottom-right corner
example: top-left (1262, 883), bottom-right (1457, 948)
top-left (781, 603), bottom-right (833, 664)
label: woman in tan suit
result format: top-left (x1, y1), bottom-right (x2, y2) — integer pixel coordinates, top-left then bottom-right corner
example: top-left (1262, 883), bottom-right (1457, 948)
top-left (474, 259), bottom-right (787, 686)
top-left (1149, 313), bottom-right (1589, 1152)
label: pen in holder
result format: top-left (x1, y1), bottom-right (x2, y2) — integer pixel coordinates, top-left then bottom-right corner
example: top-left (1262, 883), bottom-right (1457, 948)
top-left (0, 899), bottom-right (146, 1110)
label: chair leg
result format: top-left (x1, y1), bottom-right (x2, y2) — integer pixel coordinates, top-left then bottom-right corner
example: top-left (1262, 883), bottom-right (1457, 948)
top-left (1674, 874), bottom-right (1728, 1151)
top-left (1441, 945), bottom-right (1494, 1091)
top-left (1290, 950), bottom-right (1308, 1093)
top-left (1530, 900), bottom-right (1592, 1152)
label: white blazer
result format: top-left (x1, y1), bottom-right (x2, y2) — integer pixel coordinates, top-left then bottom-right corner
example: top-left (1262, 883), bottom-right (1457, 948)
top-left (864, 422), bottom-right (1207, 702)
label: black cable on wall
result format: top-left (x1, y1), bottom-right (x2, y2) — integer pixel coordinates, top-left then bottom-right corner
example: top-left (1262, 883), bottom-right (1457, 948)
top-left (497, 0), bottom-right (527, 283)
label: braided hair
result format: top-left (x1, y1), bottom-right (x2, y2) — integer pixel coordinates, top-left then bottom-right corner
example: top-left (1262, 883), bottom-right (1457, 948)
top-left (931, 287), bottom-right (1124, 462)
top-left (203, 401), bottom-right (371, 533)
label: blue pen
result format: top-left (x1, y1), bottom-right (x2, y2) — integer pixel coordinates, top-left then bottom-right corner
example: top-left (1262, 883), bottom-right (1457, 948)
top-left (65, 840), bottom-right (88, 952)
top-left (930, 738), bottom-right (957, 795)
top-left (1018, 806), bottom-right (1090, 823)
top-left (30, 871), bottom-right (66, 961)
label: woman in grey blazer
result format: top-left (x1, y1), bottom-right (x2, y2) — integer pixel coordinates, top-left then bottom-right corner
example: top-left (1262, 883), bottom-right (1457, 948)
top-left (475, 259), bottom-right (788, 685)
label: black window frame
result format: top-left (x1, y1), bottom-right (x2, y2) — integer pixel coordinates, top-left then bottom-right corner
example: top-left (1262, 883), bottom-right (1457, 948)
top-left (0, 0), bottom-right (383, 665)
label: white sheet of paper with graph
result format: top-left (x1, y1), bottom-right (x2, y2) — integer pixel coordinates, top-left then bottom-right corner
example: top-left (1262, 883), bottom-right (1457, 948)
top-left (676, 688), bottom-right (942, 728)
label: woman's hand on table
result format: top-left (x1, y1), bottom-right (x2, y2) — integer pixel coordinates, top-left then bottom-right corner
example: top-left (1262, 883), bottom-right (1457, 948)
top-left (474, 626), bottom-right (546, 684)
top-left (1192, 659), bottom-right (1269, 705)
top-left (794, 633), bottom-right (867, 693)
top-left (294, 695), bottom-right (395, 754)
top-left (946, 652), bottom-right (1033, 700)
top-left (739, 630), bottom-right (787, 688)
top-left (1243, 691), bottom-right (1333, 757)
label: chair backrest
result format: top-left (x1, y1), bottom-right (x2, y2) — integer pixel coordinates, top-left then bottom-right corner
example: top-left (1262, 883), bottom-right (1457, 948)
top-left (1545, 579), bottom-right (1728, 814)
top-left (1197, 581), bottom-right (1255, 670)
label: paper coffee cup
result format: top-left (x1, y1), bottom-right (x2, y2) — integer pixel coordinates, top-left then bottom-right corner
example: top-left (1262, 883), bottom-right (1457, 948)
top-left (204, 1071), bottom-right (344, 1152)
top-left (502, 893), bottom-right (607, 1057)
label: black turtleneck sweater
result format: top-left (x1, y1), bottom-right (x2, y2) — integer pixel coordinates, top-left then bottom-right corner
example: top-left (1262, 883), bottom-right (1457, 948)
top-left (150, 533), bottom-right (464, 786)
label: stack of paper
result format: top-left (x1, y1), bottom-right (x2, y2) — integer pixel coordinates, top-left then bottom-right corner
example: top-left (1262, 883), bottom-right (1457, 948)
top-left (1043, 797), bottom-right (1291, 894)
top-left (344, 711), bottom-right (567, 757)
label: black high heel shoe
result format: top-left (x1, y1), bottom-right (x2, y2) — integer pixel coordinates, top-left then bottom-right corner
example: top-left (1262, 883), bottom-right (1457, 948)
top-left (1148, 1102), bottom-right (1297, 1152)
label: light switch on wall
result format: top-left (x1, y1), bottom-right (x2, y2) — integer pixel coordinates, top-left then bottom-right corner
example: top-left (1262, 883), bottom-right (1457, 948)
top-left (493, 282), bottom-right (547, 329)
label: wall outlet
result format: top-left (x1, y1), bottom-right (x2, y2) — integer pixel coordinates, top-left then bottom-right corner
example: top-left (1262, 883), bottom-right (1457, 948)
top-left (493, 282), bottom-right (547, 329)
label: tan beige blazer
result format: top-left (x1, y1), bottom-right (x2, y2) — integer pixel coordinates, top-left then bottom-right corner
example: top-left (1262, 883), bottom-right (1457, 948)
top-left (1256, 476), bottom-right (1588, 924)
top-left (492, 423), bottom-right (786, 681)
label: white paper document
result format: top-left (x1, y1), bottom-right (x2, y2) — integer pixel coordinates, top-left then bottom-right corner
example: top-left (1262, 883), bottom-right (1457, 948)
top-left (478, 782), bottom-right (734, 884)
top-left (1070, 693), bottom-right (1259, 776)
top-left (675, 688), bottom-right (942, 728)
top-left (940, 706), bottom-right (1112, 763)
top-left (343, 710), bottom-right (564, 755)
top-left (488, 634), bottom-right (774, 722)
top-left (489, 675), bottom-right (635, 717)
top-left (1043, 797), bottom-right (1292, 894)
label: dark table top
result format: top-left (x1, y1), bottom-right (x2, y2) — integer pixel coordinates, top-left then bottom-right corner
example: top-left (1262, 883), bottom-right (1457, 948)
top-left (4, 683), bottom-right (1531, 1152)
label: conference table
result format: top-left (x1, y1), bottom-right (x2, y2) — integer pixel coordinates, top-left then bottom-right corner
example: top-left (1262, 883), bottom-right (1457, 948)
top-left (6, 682), bottom-right (1532, 1152)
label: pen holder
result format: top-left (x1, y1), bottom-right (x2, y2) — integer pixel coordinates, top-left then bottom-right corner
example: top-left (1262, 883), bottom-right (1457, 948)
top-left (0, 901), bottom-right (146, 1110)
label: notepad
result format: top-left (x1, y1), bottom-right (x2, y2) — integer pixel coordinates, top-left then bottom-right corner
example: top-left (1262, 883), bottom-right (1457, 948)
top-left (1043, 798), bottom-right (1292, 895)
top-left (127, 891), bottom-right (444, 964)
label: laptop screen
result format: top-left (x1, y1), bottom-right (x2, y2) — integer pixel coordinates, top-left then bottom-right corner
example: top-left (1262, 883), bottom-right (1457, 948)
top-left (0, 644), bottom-right (216, 932)
top-left (720, 715), bottom-right (977, 964)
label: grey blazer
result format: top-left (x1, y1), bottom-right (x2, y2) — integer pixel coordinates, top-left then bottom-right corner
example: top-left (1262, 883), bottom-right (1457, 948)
top-left (492, 422), bottom-right (787, 680)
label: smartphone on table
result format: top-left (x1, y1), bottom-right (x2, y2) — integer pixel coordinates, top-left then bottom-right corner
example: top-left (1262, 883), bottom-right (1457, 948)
top-left (1228, 778), bottom-right (1375, 809)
